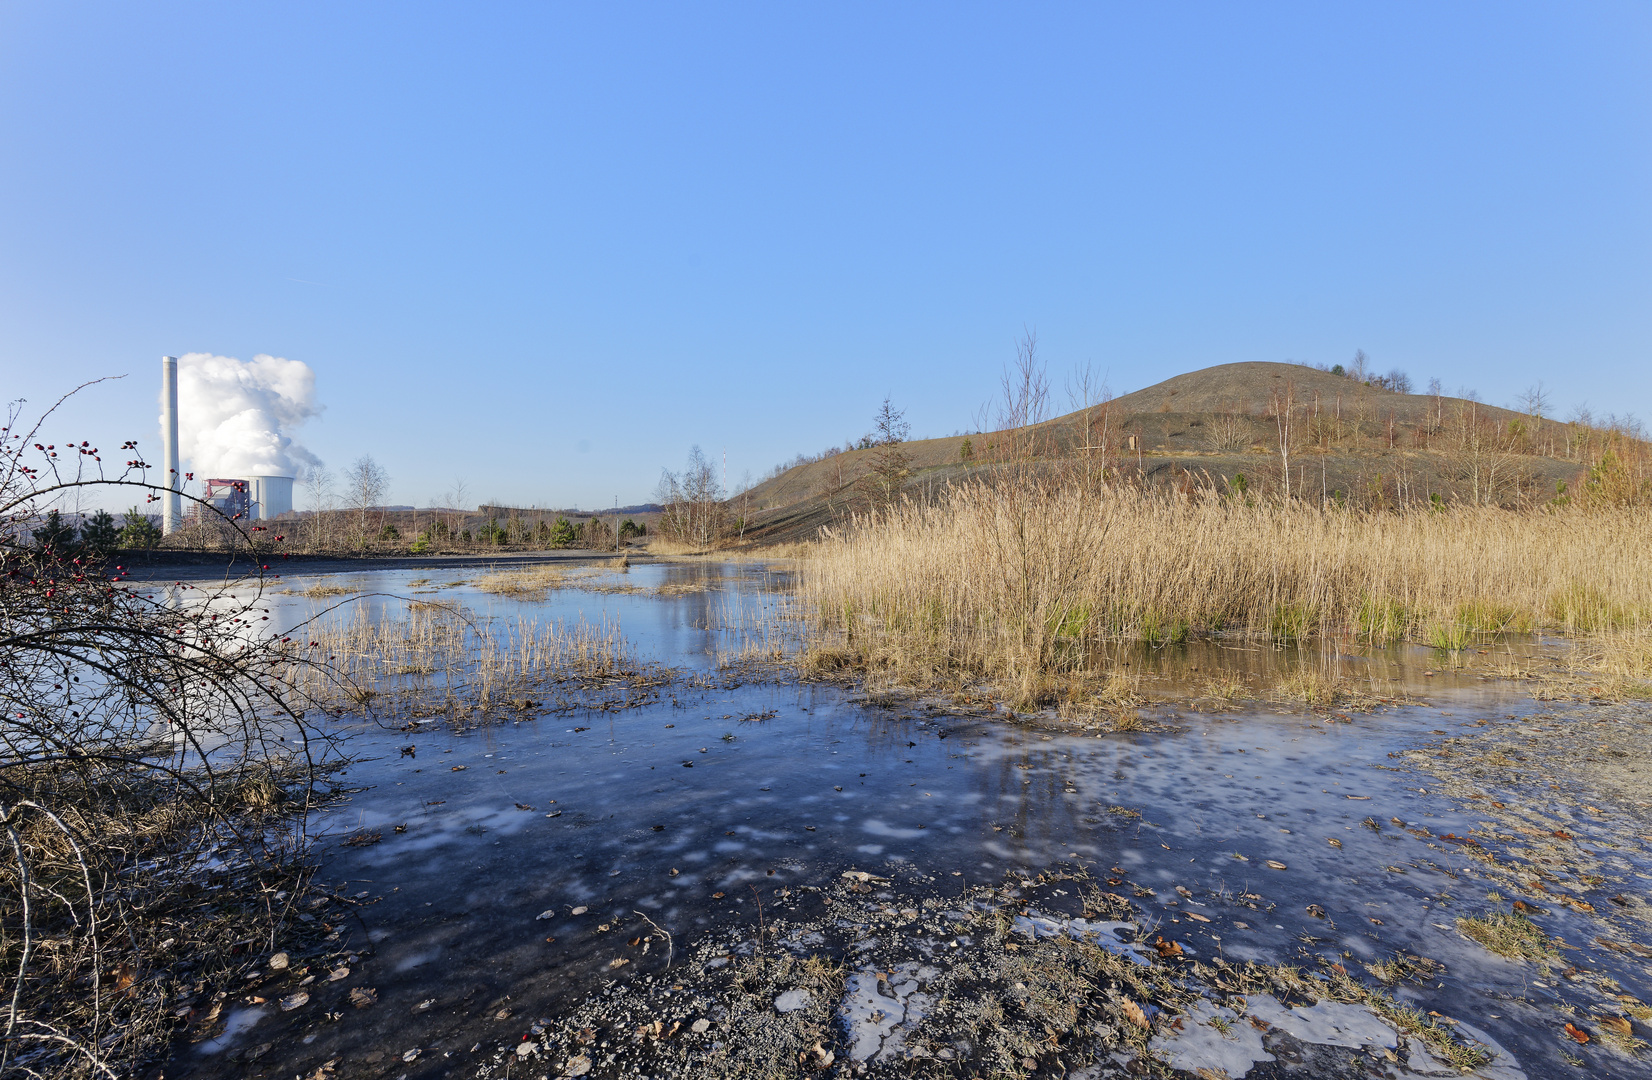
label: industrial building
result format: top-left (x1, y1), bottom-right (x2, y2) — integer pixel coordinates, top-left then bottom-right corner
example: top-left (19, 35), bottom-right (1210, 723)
top-left (161, 357), bottom-right (295, 531)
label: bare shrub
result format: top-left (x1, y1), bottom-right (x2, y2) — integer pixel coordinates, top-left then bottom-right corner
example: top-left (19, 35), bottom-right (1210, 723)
top-left (1205, 409), bottom-right (1252, 452)
top-left (0, 393), bottom-right (343, 1078)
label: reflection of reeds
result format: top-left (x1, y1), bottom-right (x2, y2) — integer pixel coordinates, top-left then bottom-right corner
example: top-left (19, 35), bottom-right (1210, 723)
top-left (289, 604), bottom-right (667, 723)
top-left (798, 480), bottom-right (1652, 703)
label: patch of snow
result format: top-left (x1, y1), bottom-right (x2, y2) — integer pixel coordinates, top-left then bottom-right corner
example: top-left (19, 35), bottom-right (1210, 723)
top-left (1437, 1021), bottom-right (1527, 1080)
top-left (1012, 909), bottom-right (1157, 964)
top-left (1245, 994), bottom-right (1397, 1049)
top-left (837, 962), bottom-right (938, 1062)
top-left (197, 1007), bottom-right (266, 1055)
top-left (774, 989), bottom-right (812, 1013)
top-left (1148, 1000), bottom-right (1273, 1078)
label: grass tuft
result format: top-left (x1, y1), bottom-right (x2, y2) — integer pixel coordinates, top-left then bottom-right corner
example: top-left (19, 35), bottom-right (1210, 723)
top-left (1456, 909), bottom-right (1560, 963)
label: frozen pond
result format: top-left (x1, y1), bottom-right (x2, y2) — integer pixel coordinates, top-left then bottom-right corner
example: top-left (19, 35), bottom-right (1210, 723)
top-left (171, 561), bottom-right (1652, 1079)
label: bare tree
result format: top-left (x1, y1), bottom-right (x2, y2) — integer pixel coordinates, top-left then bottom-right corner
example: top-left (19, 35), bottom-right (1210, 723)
top-left (344, 454), bottom-right (391, 542)
top-left (998, 328), bottom-right (1050, 465)
top-left (1443, 399), bottom-right (1525, 505)
top-left (736, 469), bottom-right (756, 541)
top-left (441, 477), bottom-right (470, 545)
top-left (1271, 381), bottom-right (1298, 499)
top-left (1517, 382), bottom-right (1551, 419)
top-left (1065, 362), bottom-right (1113, 480)
top-left (656, 446), bottom-right (725, 550)
top-left (301, 464), bottom-right (335, 550)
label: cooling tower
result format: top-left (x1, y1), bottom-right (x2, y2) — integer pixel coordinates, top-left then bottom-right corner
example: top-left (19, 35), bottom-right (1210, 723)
top-left (246, 475), bottom-right (294, 521)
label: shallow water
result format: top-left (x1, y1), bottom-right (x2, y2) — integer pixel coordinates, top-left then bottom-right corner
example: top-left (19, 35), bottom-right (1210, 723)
top-left (175, 562), bottom-right (1652, 1079)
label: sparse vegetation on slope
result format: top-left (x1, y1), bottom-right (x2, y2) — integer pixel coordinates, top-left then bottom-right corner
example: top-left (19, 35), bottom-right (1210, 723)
top-left (738, 361), bottom-right (1652, 547)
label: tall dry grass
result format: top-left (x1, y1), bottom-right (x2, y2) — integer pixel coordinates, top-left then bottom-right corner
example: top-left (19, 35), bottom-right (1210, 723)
top-left (797, 479), bottom-right (1652, 703)
top-left (473, 561), bottom-right (645, 599)
top-left (289, 603), bottom-right (666, 722)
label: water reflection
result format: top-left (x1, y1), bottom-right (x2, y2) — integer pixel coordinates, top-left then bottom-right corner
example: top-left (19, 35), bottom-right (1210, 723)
top-left (174, 562), bottom-right (1647, 1079)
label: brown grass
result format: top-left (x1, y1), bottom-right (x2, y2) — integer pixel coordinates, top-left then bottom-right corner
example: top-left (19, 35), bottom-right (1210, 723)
top-left (473, 564), bottom-right (650, 599)
top-left (289, 603), bottom-right (665, 722)
top-left (645, 536), bottom-right (718, 556)
top-left (473, 566), bottom-right (571, 597)
top-left (796, 478), bottom-right (1652, 703)
top-left (286, 581), bottom-right (356, 598)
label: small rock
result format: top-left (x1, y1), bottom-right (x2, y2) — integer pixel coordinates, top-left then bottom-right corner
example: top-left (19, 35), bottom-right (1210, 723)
top-left (690, 1018), bottom-right (711, 1034)
top-left (402, 1048), bottom-right (420, 1062)
top-left (268, 952), bottom-right (290, 971)
top-left (563, 1053), bottom-right (592, 1076)
top-left (327, 966), bottom-right (350, 981)
top-left (536, 909), bottom-right (557, 920)
top-left (570, 906), bottom-right (588, 915)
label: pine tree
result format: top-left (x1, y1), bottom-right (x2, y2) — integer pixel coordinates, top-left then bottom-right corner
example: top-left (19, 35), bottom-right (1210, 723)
top-left (80, 509), bottom-right (119, 552)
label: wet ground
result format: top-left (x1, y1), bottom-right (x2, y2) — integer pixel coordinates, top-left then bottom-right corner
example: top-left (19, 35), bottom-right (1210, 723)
top-left (159, 563), bottom-right (1652, 1080)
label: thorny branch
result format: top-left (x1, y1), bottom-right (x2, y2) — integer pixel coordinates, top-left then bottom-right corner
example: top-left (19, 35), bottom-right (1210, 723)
top-left (0, 389), bottom-right (351, 1079)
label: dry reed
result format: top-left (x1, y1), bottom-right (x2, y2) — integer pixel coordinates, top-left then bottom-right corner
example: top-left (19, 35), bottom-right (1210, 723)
top-left (797, 479), bottom-right (1652, 704)
top-left (473, 565), bottom-right (650, 599)
top-left (287, 603), bottom-right (668, 723)
top-left (474, 565), bottom-right (574, 597)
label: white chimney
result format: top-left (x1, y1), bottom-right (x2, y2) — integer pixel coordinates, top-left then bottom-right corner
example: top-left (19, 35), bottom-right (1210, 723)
top-left (160, 356), bottom-right (182, 533)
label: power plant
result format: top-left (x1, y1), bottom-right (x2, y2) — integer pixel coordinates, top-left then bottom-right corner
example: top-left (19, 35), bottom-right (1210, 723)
top-left (160, 356), bottom-right (295, 533)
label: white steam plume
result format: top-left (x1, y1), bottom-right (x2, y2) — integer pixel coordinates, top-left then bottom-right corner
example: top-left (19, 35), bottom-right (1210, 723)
top-left (164, 353), bottom-right (323, 478)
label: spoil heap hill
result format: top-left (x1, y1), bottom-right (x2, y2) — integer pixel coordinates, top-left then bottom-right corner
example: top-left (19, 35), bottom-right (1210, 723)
top-left (737, 361), bottom-right (1601, 545)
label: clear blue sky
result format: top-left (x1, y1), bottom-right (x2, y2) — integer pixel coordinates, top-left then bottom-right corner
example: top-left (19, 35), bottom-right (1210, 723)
top-left (3, 3), bottom-right (1648, 509)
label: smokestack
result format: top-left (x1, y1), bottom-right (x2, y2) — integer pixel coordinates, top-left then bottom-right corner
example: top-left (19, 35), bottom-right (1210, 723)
top-left (160, 356), bottom-right (182, 533)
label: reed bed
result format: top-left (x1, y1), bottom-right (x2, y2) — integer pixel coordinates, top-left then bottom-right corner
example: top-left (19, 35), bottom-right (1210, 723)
top-left (797, 480), bottom-right (1652, 704)
top-left (289, 603), bottom-right (669, 723)
top-left (286, 581), bottom-right (356, 598)
top-left (474, 565), bottom-right (578, 597)
top-left (472, 563), bottom-right (664, 599)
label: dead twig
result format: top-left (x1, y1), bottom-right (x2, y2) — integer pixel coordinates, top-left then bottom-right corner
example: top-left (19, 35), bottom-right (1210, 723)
top-left (633, 910), bottom-right (674, 970)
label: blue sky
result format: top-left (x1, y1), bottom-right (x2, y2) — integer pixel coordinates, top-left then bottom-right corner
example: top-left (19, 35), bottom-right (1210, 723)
top-left (3, 3), bottom-right (1648, 509)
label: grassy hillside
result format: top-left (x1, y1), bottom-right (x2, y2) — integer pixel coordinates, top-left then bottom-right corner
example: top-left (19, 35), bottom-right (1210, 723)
top-left (735, 361), bottom-right (1625, 545)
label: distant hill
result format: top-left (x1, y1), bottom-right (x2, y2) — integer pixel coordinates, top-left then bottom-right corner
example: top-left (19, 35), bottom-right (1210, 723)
top-left (734, 361), bottom-right (1615, 545)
